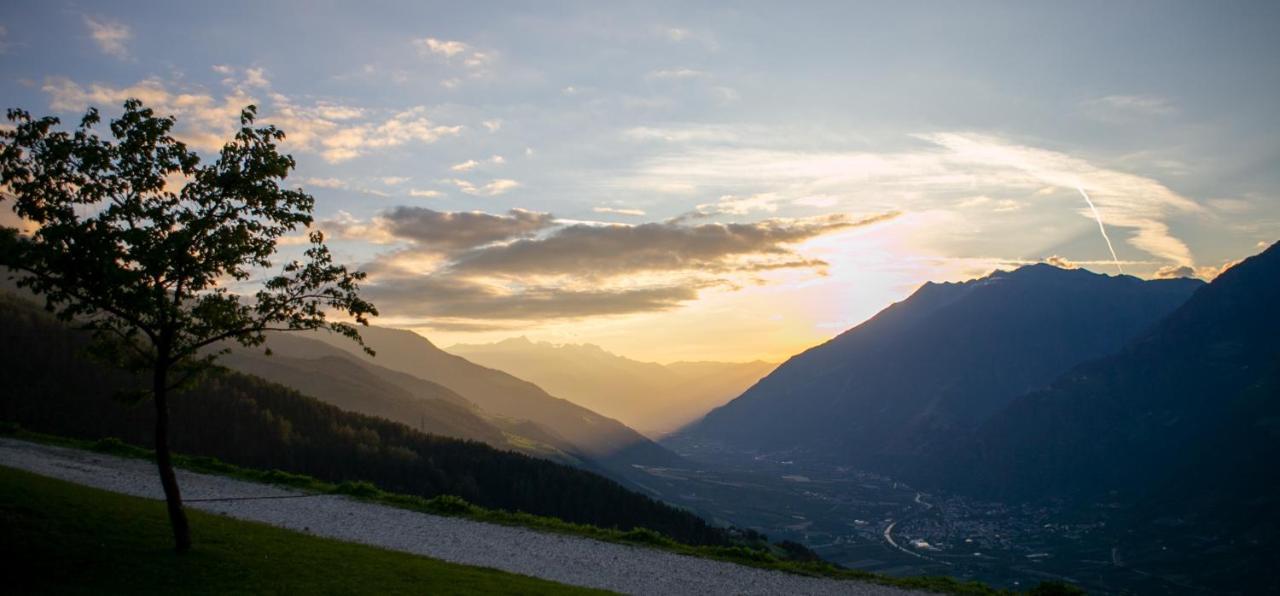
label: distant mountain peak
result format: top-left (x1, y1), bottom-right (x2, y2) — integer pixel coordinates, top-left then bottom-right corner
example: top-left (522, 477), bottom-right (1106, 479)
top-left (992, 261), bottom-right (1106, 281)
top-left (496, 335), bottom-right (536, 346)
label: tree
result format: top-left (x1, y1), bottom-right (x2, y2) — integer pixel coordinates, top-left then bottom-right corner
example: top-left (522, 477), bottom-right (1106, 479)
top-left (0, 100), bottom-right (377, 553)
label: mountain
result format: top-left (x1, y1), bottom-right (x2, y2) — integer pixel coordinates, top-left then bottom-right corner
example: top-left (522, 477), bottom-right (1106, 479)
top-left (448, 337), bottom-right (776, 436)
top-left (926, 242), bottom-right (1280, 592)
top-left (306, 325), bottom-right (684, 474)
top-left (0, 291), bottom-right (728, 545)
top-left (938, 243), bottom-right (1279, 500)
top-left (219, 333), bottom-right (584, 463)
top-left (218, 336), bottom-right (514, 449)
top-left (685, 264), bottom-right (1203, 472)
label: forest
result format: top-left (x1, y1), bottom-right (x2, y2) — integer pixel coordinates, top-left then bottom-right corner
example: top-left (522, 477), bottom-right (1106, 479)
top-left (0, 291), bottom-right (729, 547)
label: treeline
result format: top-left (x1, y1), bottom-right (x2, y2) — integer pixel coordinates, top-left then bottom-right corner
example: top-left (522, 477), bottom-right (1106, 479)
top-left (0, 292), bottom-right (728, 546)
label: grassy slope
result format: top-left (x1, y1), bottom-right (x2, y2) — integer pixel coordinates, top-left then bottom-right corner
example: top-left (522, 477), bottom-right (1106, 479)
top-left (0, 465), bottom-right (607, 595)
top-left (2, 427), bottom-right (1046, 595)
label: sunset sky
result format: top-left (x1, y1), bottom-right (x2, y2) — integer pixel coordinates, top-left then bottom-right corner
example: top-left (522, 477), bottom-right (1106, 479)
top-left (2, 1), bottom-right (1277, 361)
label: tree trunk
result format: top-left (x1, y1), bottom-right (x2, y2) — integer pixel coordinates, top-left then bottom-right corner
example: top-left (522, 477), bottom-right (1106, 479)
top-left (153, 363), bottom-right (192, 553)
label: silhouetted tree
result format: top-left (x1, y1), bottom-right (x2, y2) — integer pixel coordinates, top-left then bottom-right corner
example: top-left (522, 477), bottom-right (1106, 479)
top-left (0, 100), bottom-right (376, 552)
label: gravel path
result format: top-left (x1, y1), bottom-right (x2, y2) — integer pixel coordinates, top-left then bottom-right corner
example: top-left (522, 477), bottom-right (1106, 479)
top-left (0, 438), bottom-right (922, 595)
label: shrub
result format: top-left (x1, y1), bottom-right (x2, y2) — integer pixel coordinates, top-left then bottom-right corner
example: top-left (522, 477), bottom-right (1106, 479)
top-left (423, 494), bottom-right (476, 515)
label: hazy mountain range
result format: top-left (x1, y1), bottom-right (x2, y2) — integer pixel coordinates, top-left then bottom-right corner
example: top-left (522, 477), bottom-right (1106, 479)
top-left (448, 337), bottom-right (776, 437)
top-left (295, 325), bottom-right (685, 477)
top-left (684, 263), bottom-right (1204, 472)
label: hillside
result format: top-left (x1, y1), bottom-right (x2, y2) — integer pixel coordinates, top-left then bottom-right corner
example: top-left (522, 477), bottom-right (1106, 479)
top-left (449, 337), bottom-right (776, 436)
top-left (0, 291), bottom-right (727, 545)
top-left (938, 243), bottom-right (1278, 500)
top-left (1, 466), bottom-right (597, 595)
top-left (308, 325), bottom-right (685, 473)
top-left (220, 335), bottom-right (578, 464)
top-left (685, 264), bottom-right (1202, 471)
top-left (917, 241), bottom-right (1280, 593)
top-left (221, 345), bottom-right (508, 447)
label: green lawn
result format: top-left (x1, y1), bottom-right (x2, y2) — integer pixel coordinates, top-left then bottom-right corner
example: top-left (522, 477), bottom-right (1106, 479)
top-left (0, 466), bottom-right (608, 595)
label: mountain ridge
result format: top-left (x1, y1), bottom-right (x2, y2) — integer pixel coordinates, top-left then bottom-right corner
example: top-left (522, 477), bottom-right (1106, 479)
top-left (684, 263), bottom-right (1204, 472)
top-left (448, 337), bottom-right (776, 437)
top-left (306, 325), bottom-right (686, 476)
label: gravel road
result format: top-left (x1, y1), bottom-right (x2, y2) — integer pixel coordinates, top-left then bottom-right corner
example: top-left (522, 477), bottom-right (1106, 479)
top-left (0, 438), bottom-right (923, 595)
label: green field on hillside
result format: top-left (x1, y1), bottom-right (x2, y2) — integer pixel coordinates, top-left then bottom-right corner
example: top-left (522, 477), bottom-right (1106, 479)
top-left (0, 466), bottom-right (606, 595)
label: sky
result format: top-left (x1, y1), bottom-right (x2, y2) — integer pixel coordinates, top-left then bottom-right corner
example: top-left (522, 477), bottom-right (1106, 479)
top-left (1, 1), bottom-right (1277, 362)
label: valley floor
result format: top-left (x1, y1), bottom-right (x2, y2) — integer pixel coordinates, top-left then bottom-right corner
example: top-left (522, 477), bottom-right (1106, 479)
top-left (0, 438), bottom-right (921, 596)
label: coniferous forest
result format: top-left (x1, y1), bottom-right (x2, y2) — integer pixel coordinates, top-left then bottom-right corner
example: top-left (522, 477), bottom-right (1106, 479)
top-left (0, 292), bottom-right (728, 547)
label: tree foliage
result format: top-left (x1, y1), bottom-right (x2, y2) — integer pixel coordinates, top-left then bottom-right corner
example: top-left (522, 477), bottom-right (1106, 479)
top-left (0, 100), bottom-right (376, 378)
top-left (0, 100), bottom-right (376, 552)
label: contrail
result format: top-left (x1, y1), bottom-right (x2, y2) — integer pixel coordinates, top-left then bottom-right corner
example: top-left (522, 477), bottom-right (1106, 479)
top-left (1076, 186), bottom-right (1124, 274)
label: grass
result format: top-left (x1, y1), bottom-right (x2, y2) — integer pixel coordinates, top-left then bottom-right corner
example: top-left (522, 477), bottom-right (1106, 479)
top-left (0, 424), bottom-right (1081, 595)
top-left (0, 465), bottom-right (609, 595)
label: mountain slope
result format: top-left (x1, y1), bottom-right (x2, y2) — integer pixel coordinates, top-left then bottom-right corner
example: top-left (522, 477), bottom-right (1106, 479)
top-left (308, 325), bottom-right (683, 472)
top-left (0, 291), bottom-right (726, 545)
top-left (686, 264), bottom-right (1202, 470)
top-left (448, 337), bottom-right (775, 436)
top-left (940, 242), bottom-right (1280, 501)
top-left (218, 337), bottom-right (511, 448)
top-left (925, 242), bottom-right (1280, 593)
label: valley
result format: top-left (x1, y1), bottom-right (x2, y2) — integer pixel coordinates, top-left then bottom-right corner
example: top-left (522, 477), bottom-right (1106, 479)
top-left (652, 437), bottom-right (1202, 594)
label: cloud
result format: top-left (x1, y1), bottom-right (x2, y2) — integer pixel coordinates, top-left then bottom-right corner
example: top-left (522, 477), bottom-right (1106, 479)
top-left (463, 52), bottom-right (494, 69)
top-left (306, 106), bottom-right (462, 163)
top-left (83, 16), bottom-right (131, 59)
top-left (659, 26), bottom-right (718, 49)
top-left (1207, 198), bottom-right (1252, 213)
top-left (315, 211), bottom-right (398, 244)
top-left (412, 37), bottom-right (495, 80)
top-left (1153, 264), bottom-right (1196, 279)
top-left (482, 119), bottom-right (502, 132)
top-left (366, 277), bottom-right (700, 321)
top-left (663, 27), bottom-right (692, 41)
top-left (451, 159), bottom-right (479, 172)
top-left (622, 125), bottom-right (743, 144)
top-left (451, 211), bottom-right (899, 277)
top-left (304, 177), bottom-right (346, 189)
top-left (451, 178), bottom-right (520, 196)
top-left (648, 68), bottom-right (707, 79)
top-left (376, 206), bottom-right (556, 252)
top-left (40, 75), bottom-right (462, 160)
top-left (243, 67), bottom-right (270, 88)
top-left (1042, 255), bottom-right (1080, 269)
top-left (413, 37), bottom-right (467, 58)
top-left (1084, 94), bottom-right (1177, 118)
top-left (628, 131), bottom-right (1202, 267)
top-left (335, 207), bottom-right (899, 324)
top-left (43, 76), bottom-right (251, 150)
top-left (933, 133), bottom-right (1200, 265)
top-left (696, 193), bottom-right (783, 216)
top-left (593, 207), bottom-right (646, 216)
top-left (381, 176), bottom-right (409, 186)
top-left (1154, 257), bottom-right (1242, 281)
top-left (957, 195), bottom-right (1025, 212)
top-left (409, 188), bottom-right (443, 198)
